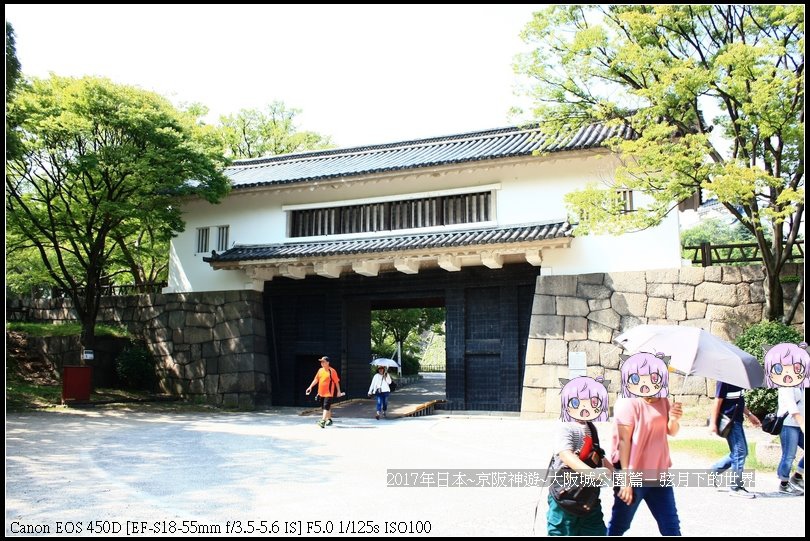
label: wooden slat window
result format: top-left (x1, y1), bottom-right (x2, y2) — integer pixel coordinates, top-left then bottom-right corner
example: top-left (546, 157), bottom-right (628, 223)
top-left (289, 191), bottom-right (490, 237)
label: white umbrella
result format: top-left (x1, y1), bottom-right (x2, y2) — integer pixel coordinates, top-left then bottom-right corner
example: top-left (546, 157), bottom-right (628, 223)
top-left (614, 324), bottom-right (764, 389)
top-left (370, 358), bottom-right (400, 369)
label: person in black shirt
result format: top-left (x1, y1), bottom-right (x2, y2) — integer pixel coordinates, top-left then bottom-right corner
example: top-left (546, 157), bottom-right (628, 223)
top-left (709, 381), bottom-right (761, 498)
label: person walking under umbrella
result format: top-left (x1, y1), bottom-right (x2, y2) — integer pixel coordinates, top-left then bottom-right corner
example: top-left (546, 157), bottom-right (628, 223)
top-left (368, 365), bottom-right (393, 419)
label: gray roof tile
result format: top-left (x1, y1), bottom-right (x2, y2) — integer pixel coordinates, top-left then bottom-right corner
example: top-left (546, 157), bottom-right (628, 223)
top-left (206, 221), bottom-right (572, 263)
top-left (225, 124), bottom-right (632, 189)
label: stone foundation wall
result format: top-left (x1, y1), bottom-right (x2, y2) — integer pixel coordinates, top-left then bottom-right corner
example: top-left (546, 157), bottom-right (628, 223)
top-left (21, 290), bottom-right (269, 409)
top-left (521, 263), bottom-right (804, 417)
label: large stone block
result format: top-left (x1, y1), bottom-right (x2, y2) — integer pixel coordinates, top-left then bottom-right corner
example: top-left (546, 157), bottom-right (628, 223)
top-left (704, 266), bottom-right (722, 282)
top-left (569, 340), bottom-right (600, 365)
top-left (666, 299), bottom-right (687, 321)
top-left (564, 317), bottom-right (588, 340)
top-left (182, 362), bottom-right (205, 380)
top-left (557, 297), bottom-right (589, 316)
top-left (533, 294), bottom-right (556, 315)
top-left (668, 373), bottom-right (709, 396)
top-left (679, 267), bottom-right (705, 285)
top-left (525, 338), bottom-right (545, 365)
top-left (220, 337), bottom-right (252, 354)
top-left (748, 281), bottom-right (765, 303)
top-left (605, 271), bottom-right (647, 293)
top-left (695, 282), bottom-right (739, 306)
top-left (578, 273), bottom-right (605, 285)
top-left (645, 297), bottom-right (668, 319)
top-left (588, 321), bottom-right (614, 343)
top-left (736, 283), bottom-right (751, 304)
top-left (524, 364), bottom-right (570, 388)
top-left (612, 292), bottom-right (648, 317)
top-left (646, 269), bottom-right (679, 284)
top-left (238, 371), bottom-right (257, 392)
top-left (530, 315), bottom-right (565, 339)
top-left (685, 302), bottom-right (707, 320)
top-left (188, 378), bottom-right (205, 394)
top-left (587, 308), bottom-right (621, 329)
top-left (588, 298), bottom-right (611, 311)
top-left (721, 267), bottom-right (742, 284)
top-left (619, 316), bottom-right (647, 333)
top-left (600, 344), bottom-right (623, 369)
top-left (647, 283), bottom-right (674, 298)
top-left (739, 265), bottom-right (765, 282)
top-left (219, 373), bottom-right (241, 393)
top-left (186, 312), bottom-right (216, 328)
top-left (672, 284), bottom-right (695, 301)
top-left (536, 275), bottom-right (578, 296)
top-left (578, 283), bottom-right (612, 300)
top-left (545, 340), bottom-right (569, 365)
top-left (520, 387), bottom-right (546, 414)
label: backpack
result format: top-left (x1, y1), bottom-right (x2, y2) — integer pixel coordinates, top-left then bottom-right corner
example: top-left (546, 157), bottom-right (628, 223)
top-left (547, 421), bottom-right (604, 517)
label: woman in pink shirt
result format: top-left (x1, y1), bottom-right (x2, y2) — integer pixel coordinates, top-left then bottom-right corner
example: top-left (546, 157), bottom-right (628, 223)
top-left (608, 352), bottom-right (682, 536)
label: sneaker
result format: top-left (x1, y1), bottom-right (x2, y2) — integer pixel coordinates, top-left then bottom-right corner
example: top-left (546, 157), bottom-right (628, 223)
top-left (789, 474), bottom-right (804, 492)
top-left (325, 419), bottom-right (333, 426)
top-left (779, 482), bottom-right (802, 495)
top-left (729, 487), bottom-right (756, 499)
top-left (375, 412), bottom-right (380, 420)
top-left (317, 420), bottom-right (326, 428)
top-left (382, 411), bottom-right (387, 418)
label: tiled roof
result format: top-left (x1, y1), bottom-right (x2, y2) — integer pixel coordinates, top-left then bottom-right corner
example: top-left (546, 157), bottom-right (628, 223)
top-left (225, 124), bottom-right (633, 188)
top-left (206, 221), bottom-right (572, 263)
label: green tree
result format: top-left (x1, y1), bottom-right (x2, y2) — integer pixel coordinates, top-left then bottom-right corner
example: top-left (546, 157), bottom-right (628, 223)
top-left (5, 22), bottom-right (21, 100)
top-left (218, 101), bottom-right (333, 159)
top-left (6, 21), bottom-right (24, 160)
top-left (516, 5), bottom-right (804, 323)
top-left (371, 308), bottom-right (445, 370)
top-left (6, 75), bottom-right (230, 353)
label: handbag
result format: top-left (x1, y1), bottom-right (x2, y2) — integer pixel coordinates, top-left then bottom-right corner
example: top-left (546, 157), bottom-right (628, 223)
top-left (717, 403), bottom-right (738, 438)
top-left (389, 380), bottom-right (397, 393)
top-left (547, 421), bottom-right (604, 517)
top-left (761, 411), bottom-right (788, 435)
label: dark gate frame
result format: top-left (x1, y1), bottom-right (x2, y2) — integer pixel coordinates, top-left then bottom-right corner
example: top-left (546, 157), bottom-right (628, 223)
top-left (263, 264), bottom-right (539, 411)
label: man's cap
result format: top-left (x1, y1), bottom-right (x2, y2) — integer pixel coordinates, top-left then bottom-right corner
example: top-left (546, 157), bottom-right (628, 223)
top-left (318, 356), bottom-right (330, 363)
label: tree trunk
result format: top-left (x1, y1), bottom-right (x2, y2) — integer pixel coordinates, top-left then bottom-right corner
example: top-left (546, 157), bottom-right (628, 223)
top-left (80, 316), bottom-right (97, 367)
top-left (763, 272), bottom-right (785, 322)
top-left (782, 275), bottom-right (804, 326)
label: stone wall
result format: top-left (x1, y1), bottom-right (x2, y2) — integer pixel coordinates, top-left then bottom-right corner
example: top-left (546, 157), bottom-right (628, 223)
top-left (521, 263), bottom-right (804, 417)
top-left (22, 290), bottom-right (269, 409)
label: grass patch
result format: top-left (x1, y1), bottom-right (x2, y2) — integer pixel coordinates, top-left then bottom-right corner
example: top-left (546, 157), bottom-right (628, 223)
top-left (6, 321), bottom-right (131, 338)
top-left (5, 373), bottom-right (157, 412)
top-left (669, 438), bottom-right (773, 472)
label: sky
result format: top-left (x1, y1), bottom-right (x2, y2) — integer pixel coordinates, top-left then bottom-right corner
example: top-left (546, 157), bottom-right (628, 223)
top-left (6, 4), bottom-right (545, 149)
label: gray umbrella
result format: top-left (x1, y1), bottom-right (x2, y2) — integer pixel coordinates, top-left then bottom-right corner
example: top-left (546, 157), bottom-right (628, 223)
top-left (370, 358), bottom-right (400, 369)
top-left (614, 324), bottom-right (765, 389)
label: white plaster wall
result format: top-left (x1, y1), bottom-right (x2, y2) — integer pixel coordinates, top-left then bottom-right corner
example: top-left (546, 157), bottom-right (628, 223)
top-left (168, 150), bottom-right (682, 292)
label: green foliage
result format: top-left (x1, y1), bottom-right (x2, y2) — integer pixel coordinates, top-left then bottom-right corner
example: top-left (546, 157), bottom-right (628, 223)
top-left (5, 22), bottom-right (22, 98)
top-left (371, 308), bottom-right (445, 374)
top-left (680, 219), bottom-right (755, 247)
top-left (6, 322), bottom-right (131, 338)
top-left (516, 5), bottom-right (805, 322)
top-left (218, 101), bottom-right (333, 159)
top-left (735, 320), bottom-right (804, 416)
top-left (680, 218), bottom-right (761, 265)
top-left (6, 75), bottom-right (230, 346)
top-left (115, 343), bottom-right (157, 391)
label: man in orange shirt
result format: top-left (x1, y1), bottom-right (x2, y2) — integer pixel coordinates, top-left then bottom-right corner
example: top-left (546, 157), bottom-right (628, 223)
top-left (306, 356), bottom-right (345, 427)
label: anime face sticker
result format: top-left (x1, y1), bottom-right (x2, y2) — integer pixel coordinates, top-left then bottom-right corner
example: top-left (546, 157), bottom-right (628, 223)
top-left (763, 342), bottom-right (810, 388)
top-left (559, 376), bottom-right (610, 422)
top-left (619, 352), bottom-right (670, 398)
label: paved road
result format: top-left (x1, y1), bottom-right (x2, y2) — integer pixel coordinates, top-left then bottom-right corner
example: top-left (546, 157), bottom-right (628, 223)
top-left (6, 379), bottom-right (805, 537)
